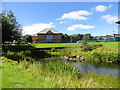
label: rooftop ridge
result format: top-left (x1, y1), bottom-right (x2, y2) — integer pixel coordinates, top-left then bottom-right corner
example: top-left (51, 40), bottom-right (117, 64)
top-left (38, 28), bottom-right (61, 34)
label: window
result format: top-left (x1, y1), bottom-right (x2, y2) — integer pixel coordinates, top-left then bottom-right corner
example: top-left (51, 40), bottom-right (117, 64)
top-left (46, 35), bottom-right (53, 39)
top-left (46, 35), bottom-right (53, 42)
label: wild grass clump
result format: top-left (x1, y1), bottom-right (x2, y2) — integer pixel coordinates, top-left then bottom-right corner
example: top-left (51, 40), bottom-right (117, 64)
top-left (45, 61), bottom-right (79, 76)
top-left (1, 56), bottom-right (18, 65)
top-left (60, 48), bottom-right (80, 58)
top-left (81, 42), bottom-right (102, 51)
top-left (19, 59), bottom-right (79, 77)
top-left (61, 43), bottom-right (119, 63)
top-left (85, 47), bottom-right (119, 63)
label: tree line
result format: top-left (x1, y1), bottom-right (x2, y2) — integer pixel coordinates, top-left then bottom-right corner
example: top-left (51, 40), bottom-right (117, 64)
top-left (61, 33), bottom-right (97, 43)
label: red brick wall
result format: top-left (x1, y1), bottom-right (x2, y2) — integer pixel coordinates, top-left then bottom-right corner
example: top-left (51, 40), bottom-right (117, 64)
top-left (32, 33), bottom-right (62, 43)
top-left (37, 34), bottom-right (46, 43)
top-left (32, 36), bottom-right (38, 44)
top-left (53, 34), bottom-right (62, 43)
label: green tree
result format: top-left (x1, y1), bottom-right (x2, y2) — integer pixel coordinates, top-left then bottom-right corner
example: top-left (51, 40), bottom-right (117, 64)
top-left (1, 10), bottom-right (22, 44)
top-left (70, 34), bottom-right (83, 43)
top-left (92, 36), bottom-right (98, 41)
top-left (61, 34), bottom-right (70, 43)
top-left (22, 34), bottom-right (32, 43)
top-left (82, 33), bottom-right (91, 42)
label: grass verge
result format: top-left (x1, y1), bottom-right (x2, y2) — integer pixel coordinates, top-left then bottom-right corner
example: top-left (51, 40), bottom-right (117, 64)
top-left (2, 57), bottom-right (119, 88)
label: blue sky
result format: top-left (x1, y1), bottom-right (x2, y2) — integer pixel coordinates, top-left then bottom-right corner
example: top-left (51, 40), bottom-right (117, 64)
top-left (2, 2), bottom-right (118, 36)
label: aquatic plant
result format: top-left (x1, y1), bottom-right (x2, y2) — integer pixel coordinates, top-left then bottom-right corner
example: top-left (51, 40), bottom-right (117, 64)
top-left (45, 61), bottom-right (79, 76)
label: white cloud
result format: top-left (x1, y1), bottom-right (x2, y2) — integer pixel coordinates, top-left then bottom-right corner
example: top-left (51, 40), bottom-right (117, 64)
top-left (92, 33), bottom-right (100, 36)
top-left (56, 10), bottom-right (92, 20)
top-left (60, 21), bottom-right (68, 24)
top-left (93, 4), bottom-right (112, 12)
top-left (101, 15), bottom-right (118, 24)
top-left (22, 22), bottom-right (55, 35)
top-left (59, 21), bottom-right (72, 24)
top-left (67, 24), bottom-right (95, 31)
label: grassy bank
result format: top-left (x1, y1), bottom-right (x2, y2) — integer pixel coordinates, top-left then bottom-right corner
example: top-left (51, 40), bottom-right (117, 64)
top-left (60, 42), bottom-right (119, 63)
top-left (2, 42), bottom-right (119, 63)
top-left (2, 57), bottom-right (119, 88)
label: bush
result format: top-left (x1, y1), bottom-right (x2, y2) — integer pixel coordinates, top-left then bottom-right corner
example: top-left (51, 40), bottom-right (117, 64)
top-left (81, 43), bottom-right (102, 51)
top-left (4, 51), bottom-right (25, 61)
top-left (2, 45), bottom-right (51, 62)
top-left (24, 50), bottom-right (31, 56)
top-left (85, 47), bottom-right (119, 63)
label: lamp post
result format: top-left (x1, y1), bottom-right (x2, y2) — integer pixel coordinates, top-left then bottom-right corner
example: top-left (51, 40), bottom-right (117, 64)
top-left (116, 21), bottom-right (120, 35)
top-left (116, 21), bottom-right (120, 42)
top-left (116, 21), bottom-right (120, 24)
top-left (70, 36), bottom-right (73, 43)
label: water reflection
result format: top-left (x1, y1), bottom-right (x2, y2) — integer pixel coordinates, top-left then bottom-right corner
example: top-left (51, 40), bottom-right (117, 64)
top-left (36, 57), bottom-right (119, 76)
top-left (62, 59), bottom-right (119, 76)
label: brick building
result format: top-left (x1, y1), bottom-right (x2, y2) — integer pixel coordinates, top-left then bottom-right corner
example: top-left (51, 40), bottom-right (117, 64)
top-left (32, 28), bottom-right (63, 43)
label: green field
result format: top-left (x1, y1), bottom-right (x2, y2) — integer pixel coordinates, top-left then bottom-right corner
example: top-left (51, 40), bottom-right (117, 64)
top-left (31, 43), bottom-right (81, 48)
top-left (31, 42), bottom-right (119, 50)
top-left (89, 42), bottom-right (119, 50)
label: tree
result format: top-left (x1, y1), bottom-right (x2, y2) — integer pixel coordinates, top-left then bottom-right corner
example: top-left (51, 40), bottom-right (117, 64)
top-left (61, 34), bottom-right (70, 43)
top-left (22, 34), bottom-right (32, 43)
top-left (70, 34), bottom-right (83, 43)
top-left (1, 10), bottom-right (22, 44)
top-left (82, 33), bottom-right (91, 42)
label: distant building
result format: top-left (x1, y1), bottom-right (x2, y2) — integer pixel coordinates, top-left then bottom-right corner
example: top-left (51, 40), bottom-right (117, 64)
top-left (32, 28), bottom-right (63, 43)
top-left (99, 34), bottom-right (120, 42)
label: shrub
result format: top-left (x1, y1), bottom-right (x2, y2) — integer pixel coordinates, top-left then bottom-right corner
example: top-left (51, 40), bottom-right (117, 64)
top-left (2, 56), bottom-right (18, 65)
top-left (3, 46), bottom-right (51, 62)
top-left (81, 43), bottom-right (102, 51)
top-left (86, 47), bottom-right (119, 62)
top-left (24, 50), bottom-right (31, 56)
top-left (30, 50), bottom-right (51, 58)
top-left (51, 47), bottom-right (56, 52)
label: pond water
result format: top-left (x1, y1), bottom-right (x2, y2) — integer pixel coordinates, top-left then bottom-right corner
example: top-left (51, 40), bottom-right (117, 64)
top-left (39, 57), bottom-right (119, 76)
top-left (62, 59), bottom-right (119, 76)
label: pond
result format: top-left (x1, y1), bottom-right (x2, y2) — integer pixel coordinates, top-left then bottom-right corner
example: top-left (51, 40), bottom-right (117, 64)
top-left (62, 59), bottom-right (119, 76)
top-left (39, 57), bottom-right (119, 76)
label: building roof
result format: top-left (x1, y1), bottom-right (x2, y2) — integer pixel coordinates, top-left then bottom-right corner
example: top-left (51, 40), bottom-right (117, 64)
top-left (32, 34), bottom-right (37, 36)
top-left (38, 28), bottom-right (61, 34)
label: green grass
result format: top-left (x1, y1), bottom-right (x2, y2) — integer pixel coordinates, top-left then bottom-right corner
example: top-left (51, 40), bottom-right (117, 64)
top-left (30, 42), bottom-right (119, 50)
top-left (2, 57), bottom-right (119, 88)
top-left (31, 43), bottom-right (82, 48)
top-left (2, 58), bottom-right (57, 88)
top-left (89, 42), bottom-right (119, 50)
top-left (9, 42), bottom-right (118, 50)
